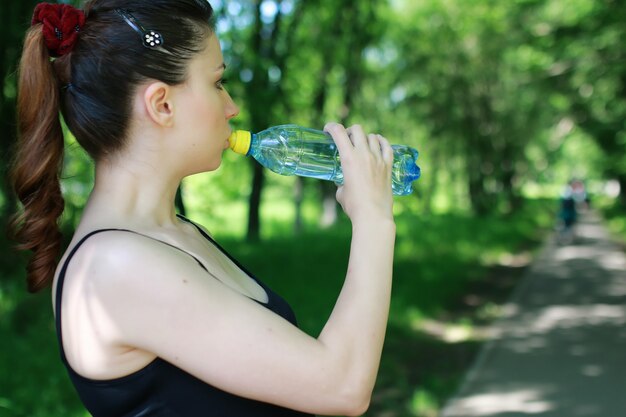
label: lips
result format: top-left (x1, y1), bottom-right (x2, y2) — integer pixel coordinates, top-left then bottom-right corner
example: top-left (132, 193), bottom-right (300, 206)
top-left (224, 129), bottom-right (232, 149)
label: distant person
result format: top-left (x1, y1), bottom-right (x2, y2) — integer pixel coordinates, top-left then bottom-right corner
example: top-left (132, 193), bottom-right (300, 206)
top-left (558, 182), bottom-right (577, 244)
top-left (9, 1), bottom-right (396, 416)
top-left (571, 179), bottom-right (590, 210)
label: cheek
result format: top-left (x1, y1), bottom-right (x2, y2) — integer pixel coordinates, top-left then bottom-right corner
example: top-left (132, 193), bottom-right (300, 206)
top-left (179, 89), bottom-right (225, 153)
top-left (193, 94), bottom-right (222, 128)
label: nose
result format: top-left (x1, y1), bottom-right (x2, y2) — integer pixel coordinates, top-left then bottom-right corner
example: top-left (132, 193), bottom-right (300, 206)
top-left (225, 91), bottom-right (240, 120)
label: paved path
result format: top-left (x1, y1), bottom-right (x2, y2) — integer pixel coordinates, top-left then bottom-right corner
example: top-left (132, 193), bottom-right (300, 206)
top-left (441, 210), bottom-right (626, 417)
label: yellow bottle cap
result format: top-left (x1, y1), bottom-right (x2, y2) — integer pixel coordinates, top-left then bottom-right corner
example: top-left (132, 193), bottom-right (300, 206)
top-left (228, 130), bottom-right (252, 155)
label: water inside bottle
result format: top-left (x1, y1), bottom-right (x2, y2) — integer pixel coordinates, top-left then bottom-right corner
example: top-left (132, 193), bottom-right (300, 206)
top-left (254, 126), bottom-right (344, 182)
top-left (251, 124), bottom-right (420, 196)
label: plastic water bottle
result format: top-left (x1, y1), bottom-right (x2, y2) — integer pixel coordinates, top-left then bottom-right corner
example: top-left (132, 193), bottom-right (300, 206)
top-left (228, 124), bottom-right (421, 196)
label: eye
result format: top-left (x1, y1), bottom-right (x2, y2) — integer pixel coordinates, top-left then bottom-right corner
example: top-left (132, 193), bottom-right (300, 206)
top-left (216, 77), bottom-right (229, 90)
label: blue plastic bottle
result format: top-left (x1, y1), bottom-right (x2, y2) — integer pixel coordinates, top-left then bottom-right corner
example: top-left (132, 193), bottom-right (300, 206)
top-left (228, 124), bottom-right (421, 196)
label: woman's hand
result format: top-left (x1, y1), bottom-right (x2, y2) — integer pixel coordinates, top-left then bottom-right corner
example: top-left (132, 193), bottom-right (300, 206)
top-left (325, 122), bottom-right (394, 225)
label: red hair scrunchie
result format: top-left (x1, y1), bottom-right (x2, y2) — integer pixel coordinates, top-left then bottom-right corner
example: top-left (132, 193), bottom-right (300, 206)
top-left (32, 2), bottom-right (85, 57)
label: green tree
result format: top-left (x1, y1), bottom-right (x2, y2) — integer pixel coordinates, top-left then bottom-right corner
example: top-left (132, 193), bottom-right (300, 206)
top-left (218, 0), bottom-right (307, 241)
top-left (286, 0), bottom-right (388, 228)
top-left (542, 0), bottom-right (626, 205)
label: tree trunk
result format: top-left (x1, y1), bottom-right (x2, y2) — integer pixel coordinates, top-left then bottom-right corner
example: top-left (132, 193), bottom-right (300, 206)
top-left (618, 173), bottom-right (626, 209)
top-left (245, 0), bottom-right (306, 241)
top-left (244, 1), bottom-right (269, 242)
top-left (468, 170), bottom-right (490, 216)
top-left (319, 182), bottom-right (338, 228)
top-left (247, 163), bottom-right (265, 242)
top-left (318, 0), bottom-right (375, 227)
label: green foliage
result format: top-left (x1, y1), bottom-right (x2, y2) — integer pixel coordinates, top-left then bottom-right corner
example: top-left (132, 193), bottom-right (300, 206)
top-left (523, 0), bottom-right (626, 196)
top-left (59, 119), bottom-right (95, 231)
top-left (0, 283), bottom-right (86, 417)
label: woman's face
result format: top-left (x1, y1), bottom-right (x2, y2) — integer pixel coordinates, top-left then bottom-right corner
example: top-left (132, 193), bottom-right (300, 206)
top-left (173, 34), bottom-right (239, 173)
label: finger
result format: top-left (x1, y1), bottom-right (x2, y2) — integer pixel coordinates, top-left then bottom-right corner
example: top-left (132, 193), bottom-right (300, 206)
top-left (379, 135), bottom-right (394, 165)
top-left (346, 124), bottom-right (368, 149)
top-left (367, 133), bottom-right (382, 157)
top-left (324, 122), bottom-right (353, 157)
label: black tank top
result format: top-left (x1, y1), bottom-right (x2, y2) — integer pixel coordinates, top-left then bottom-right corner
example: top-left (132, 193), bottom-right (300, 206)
top-left (55, 216), bottom-right (315, 417)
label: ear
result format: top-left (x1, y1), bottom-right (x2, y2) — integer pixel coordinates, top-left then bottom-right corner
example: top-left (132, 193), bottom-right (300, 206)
top-left (142, 81), bottom-right (175, 127)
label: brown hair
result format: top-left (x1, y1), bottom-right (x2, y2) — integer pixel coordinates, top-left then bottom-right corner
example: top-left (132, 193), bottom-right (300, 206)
top-left (10, 27), bottom-right (65, 292)
top-left (9, 0), bottom-right (215, 292)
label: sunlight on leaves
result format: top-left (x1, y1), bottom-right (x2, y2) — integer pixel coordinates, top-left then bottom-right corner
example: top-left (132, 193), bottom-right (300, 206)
top-left (410, 389), bottom-right (439, 417)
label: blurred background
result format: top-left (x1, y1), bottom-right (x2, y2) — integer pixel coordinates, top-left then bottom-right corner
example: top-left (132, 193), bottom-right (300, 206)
top-left (1, 0), bottom-right (625, 416)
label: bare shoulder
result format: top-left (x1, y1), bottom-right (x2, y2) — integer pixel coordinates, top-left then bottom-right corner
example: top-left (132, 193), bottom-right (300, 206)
top-left (73, 229), bottom-right (204, 289)
top-left (67, 228), bottom-right (219, 345)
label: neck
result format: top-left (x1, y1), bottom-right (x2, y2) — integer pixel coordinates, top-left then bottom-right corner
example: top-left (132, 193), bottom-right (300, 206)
top-left (84, 156), bottom-right (183, 229)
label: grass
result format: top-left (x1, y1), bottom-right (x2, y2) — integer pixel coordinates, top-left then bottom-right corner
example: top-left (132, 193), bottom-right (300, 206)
top-left (0, 197), bottom-right (556, 417)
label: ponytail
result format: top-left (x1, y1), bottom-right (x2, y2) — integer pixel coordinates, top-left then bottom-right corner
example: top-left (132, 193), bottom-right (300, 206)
top-left (9, 0), bottom-right (216, 292)
top-left (9, 25), bottom-right (65, 293)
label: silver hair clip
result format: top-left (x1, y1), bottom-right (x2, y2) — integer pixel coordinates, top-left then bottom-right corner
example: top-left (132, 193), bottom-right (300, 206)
top-left (115, 9), bottom-right (164, 48)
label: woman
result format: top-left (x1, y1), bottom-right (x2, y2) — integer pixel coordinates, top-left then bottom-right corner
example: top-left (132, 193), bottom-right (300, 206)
top-left (10, 1), bottom-right (396, 416)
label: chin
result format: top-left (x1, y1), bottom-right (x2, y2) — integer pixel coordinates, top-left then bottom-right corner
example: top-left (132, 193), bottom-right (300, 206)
top-left (185, 159), bottom-right (222, 176)
top-left (206, 158), bottom-right (223, 172)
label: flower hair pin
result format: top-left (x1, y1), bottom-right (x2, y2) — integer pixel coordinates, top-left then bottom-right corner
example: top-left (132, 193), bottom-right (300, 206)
top-left (32, 3), bottom-right (86, 57)
top-left (115, 9), bottom-right (163, 48)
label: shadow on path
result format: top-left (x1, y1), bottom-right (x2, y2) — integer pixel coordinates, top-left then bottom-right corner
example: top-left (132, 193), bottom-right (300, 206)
top-left (441, 210), bottom-right (626, 417)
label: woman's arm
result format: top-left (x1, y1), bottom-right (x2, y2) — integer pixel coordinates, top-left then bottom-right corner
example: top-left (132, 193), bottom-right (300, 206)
top-left (83, 123), bottom-right (395, 416)
top-left (316, 122), bottom-right (396, 412)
